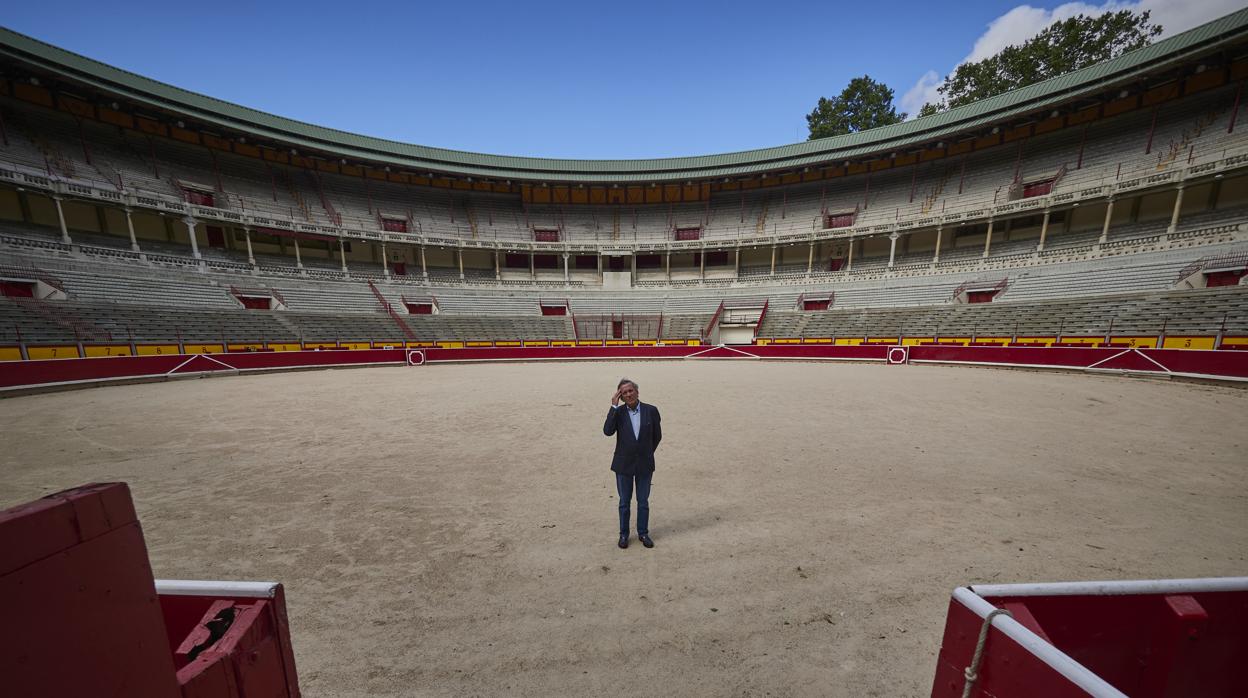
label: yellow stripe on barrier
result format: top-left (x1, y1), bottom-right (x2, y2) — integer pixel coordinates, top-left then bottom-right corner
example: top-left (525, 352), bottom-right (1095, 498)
top-left (27, 345), bottom-right (79, 360)
top-left (0, 346), bottom-right (23, 361)
top-left (551, 341), bottom-right (576, 347)
top-left (1162, 336), bottom-right (1216, 350)
top-left (83, 345), bottom-right (132, 357)
top-left (1107, 336), bottom-right (1158, 348)
top-left (436, 341), bottom-right (465, 349)
top-left (183, 344), bottom-right (225, 354)
top-left (495, 341), bottom-right (522, 347)
top-left (226, 344), bottom-right (264, 352)
top-left (803, 338), bottom-right (832, 344)
top-left (268, 343), bottom-right (302, 352)
top-left (900, 337), bottom-right (933, 346)
top-left (135, 344), bottom-right (179, 355)
top-left (834, 338), bottom-right (863, 346)
top-left (405, 341), bottom-right (436, 348)
top-left (466, 341), bottom-right (493, 347)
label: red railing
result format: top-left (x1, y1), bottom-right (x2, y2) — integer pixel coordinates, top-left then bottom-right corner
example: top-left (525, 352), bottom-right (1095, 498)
top-left (952, 277), bottom-right (1009, 301)
top-left (0, 264), bottom-right (66, 294)
top-left (308, 171), bottom-right (341, 226)
top-left (703, 301), bottom-right (725, 342)
top-left (752, 299), bottom-right (770, 341)
top-left (1178, 251), bottom-right (1248, 282)
top-left (15, 296), bottom-right (112, 341)
top-left (367, 280), bottom-right (415, 340)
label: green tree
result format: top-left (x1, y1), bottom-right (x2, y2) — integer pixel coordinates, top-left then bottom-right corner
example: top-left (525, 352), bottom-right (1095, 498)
top-left (927, 10), bottom-right (1161, 113)
top-left (807, 75), bottom-right (906, 139)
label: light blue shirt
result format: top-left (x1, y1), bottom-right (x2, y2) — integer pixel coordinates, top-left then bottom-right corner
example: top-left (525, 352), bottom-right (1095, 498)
top-left (614, 403), bottom-right (642, 439)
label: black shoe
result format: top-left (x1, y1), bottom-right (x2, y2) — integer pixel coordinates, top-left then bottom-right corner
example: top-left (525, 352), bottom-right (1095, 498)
top-left (639, 533), bottom-right (654, 548)
top-left (618, 534), bottom-right (629, 549)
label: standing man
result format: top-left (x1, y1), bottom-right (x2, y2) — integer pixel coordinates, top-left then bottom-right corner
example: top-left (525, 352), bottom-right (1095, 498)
top-left (604, 378), bottom-right (662, 549)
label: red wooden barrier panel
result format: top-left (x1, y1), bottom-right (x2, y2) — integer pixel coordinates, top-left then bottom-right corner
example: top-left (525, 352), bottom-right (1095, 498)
top-left (0, 484), bottom-right (301, 697)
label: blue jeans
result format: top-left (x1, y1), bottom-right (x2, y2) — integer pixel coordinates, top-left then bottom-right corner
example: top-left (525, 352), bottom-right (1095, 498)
top-left (615, 471), bottom-right (653, 535)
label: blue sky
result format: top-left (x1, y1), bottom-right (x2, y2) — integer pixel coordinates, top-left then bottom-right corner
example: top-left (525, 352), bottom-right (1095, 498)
top-left (2, 0), bottom-right (1239, 159)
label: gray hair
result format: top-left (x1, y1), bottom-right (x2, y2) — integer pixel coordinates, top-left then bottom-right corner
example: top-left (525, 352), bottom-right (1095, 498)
top-left (618, 378), bottom-right (638, 391)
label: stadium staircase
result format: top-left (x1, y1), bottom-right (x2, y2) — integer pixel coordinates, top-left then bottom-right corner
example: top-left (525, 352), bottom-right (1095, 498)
top-left (14, 296), bottom-right (111, 342)
top-left (306, 170), bottom-right (342, 226)
top-left (367, 279), bottom-right (416, 340)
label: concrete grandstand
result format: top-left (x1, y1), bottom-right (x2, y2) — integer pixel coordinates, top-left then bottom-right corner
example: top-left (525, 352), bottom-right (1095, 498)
top-left (0, 11), bottom-right (1247, 361)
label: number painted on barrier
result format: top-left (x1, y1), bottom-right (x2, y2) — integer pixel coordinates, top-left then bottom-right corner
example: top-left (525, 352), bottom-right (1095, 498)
top-left (1184, 339), bottom-right (1192, 348)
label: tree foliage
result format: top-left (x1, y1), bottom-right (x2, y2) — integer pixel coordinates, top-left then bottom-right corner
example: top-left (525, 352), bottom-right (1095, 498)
top-left (807, 75), bottom-right (906, 140)
top-left (922, 10), bottom-right (1162, 114)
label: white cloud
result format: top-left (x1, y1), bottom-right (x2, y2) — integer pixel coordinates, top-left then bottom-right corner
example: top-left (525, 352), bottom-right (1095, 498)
top-left (899, 71), bottom-right (942, 118)
top-left (900, 0), bottom-right (1242, 118)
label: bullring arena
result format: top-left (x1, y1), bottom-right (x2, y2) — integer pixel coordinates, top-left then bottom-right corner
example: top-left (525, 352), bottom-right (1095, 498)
top-left (2, 8), bottom-right (1248, 697)
top-left (2, 361), bottom-right (1245, 695)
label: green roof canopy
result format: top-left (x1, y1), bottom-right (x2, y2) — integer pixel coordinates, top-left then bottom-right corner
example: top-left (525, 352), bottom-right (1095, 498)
top-left (2, 9), bottom-right (1246, 183)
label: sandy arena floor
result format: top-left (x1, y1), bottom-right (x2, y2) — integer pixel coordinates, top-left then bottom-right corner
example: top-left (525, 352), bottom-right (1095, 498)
top-left (2, 361), bottom-right (1246, 696)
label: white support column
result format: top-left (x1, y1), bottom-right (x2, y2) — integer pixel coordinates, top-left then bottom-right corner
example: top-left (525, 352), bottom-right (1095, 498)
top-left (124, 207), bottom-right (139, 252)
top-left (381, 241), bottom-right (390, 279)
top-left (734, 248), bottom-right (740, 278)
top-left (458, 248), bottom-right (465, 280)
top-left (182, 215), bottom-right (201, 259)
top-left (806, 242), bottom-right (814, 275)
top-left (665, 252), bottom-right (671, 282)
top-left (1167, 185), bottom-right (1185, 234)
top-left (770, 245), bottom-right (777, 276)
top-left (494, 250), bottom-right (501, 279)
top-left (1037, 209), bottom-right (1051, 252)
top-left (597, 253), bottom-right (603, 282)
top-left (293, 237), bottom-right (304, 270)
top-left (243, 226), bottom-right (255, 267)
top-left (982, 218), bottom-right (994, 258)
top-left (53, 196), bottom-right (71, 244)
top-left (887, 232), bottom-right (899, 268)
top-left (699, 250), bottom-right (705, 280)
top-left (530, 253), bottom-right (536, 280)
top-left (1099, 197), bottom-right (1115, 243)
top-left (846, 239), bottom-right (854, 271)
top-left (562, 253), bottom-right (569, 282)
top-left (420, 245), bottom-right (428, 279)
top-left (339, 238), bottom-right (348, 274)
top-left (933, 226), bottom-right (942, 264)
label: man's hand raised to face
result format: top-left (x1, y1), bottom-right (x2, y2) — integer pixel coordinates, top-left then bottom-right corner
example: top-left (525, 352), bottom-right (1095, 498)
top-left (612, 387), bottom-right (623, 407)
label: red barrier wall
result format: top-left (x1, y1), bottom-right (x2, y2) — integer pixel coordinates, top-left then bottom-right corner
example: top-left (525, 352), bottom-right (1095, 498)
top-left (2, 345), bottom-right (1246, 393)
top-left (0, 349), bottom-right (408, 390)
top-left (0, 484), bottom-right (181, 697)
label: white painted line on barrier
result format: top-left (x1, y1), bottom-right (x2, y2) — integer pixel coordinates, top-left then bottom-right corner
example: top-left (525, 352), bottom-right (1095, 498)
top-left (165, 353), bottom-right (238, 376)
top-left (1085, 348), bottom-right (1134, 370)
top-left (685, 344), bottom-right (760, 359)
top-left (1133, 349), bottom-right (1173, 373)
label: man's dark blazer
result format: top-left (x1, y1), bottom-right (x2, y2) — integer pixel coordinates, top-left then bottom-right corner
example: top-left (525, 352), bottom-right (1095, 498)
top-left (603, 402), bottom-right (662, 475)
